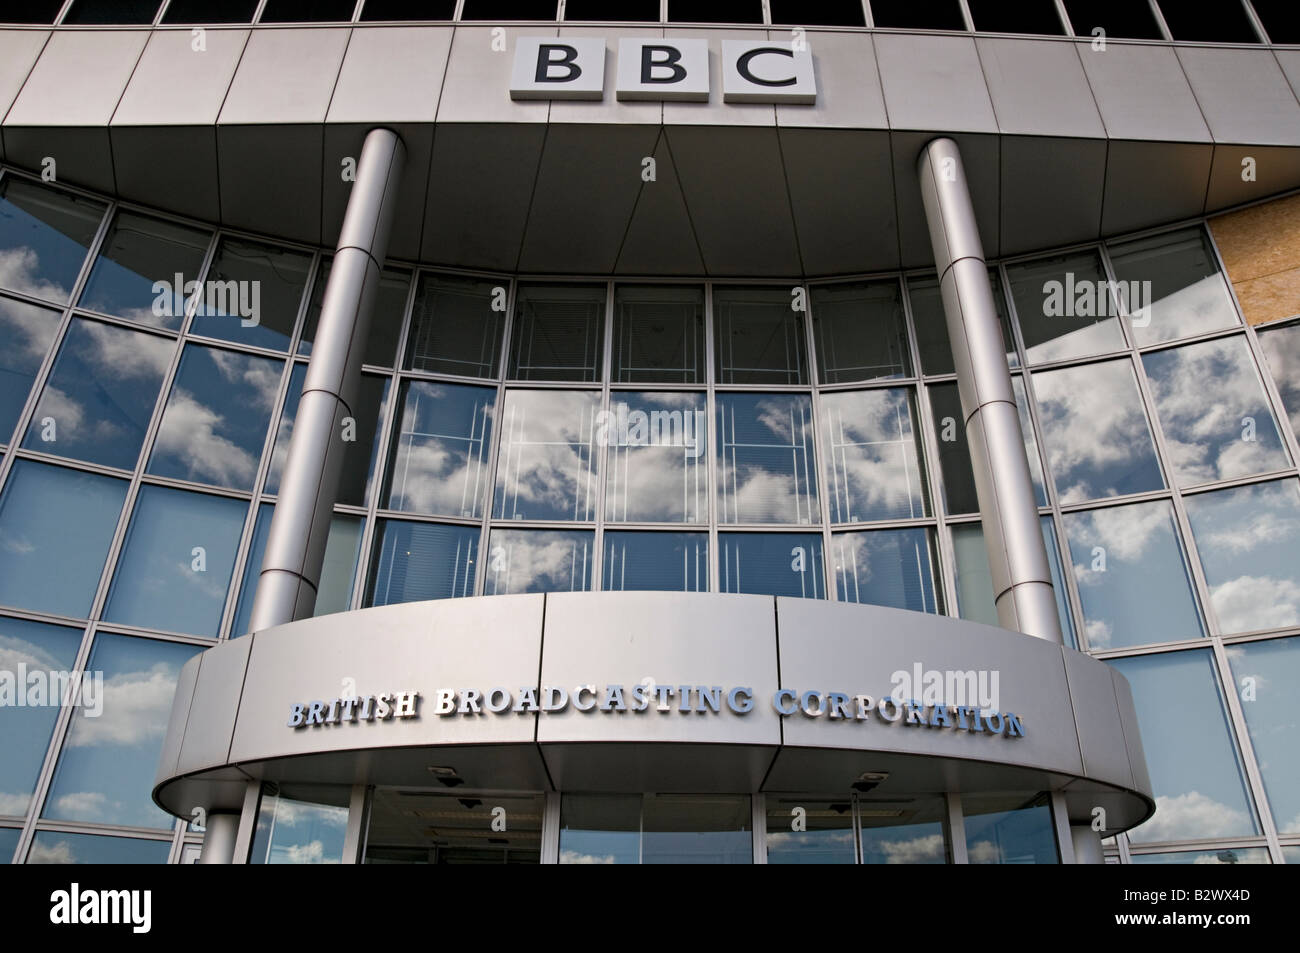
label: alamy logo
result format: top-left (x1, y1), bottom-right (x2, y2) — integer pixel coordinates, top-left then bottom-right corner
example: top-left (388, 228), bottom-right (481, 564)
top-left (49, 883), bottom-right (151, 933)
top-left (151, 273), bottom-right (261, 326)
top-left (890, 663), bottom-right (999, 715)
top-left (0, 667), bottom-right (103, 717)
top-left (1042, 273), bottom-right (1152, 326)
top-left (594, 401), bottom-right (707, 459)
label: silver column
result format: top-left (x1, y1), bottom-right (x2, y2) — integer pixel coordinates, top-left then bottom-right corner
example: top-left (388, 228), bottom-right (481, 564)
top-left (1071, 824), bottom-right (1105, 865)
top-left (248, 127), bottom-right (406, 632)
top-left (916, 138), bottom-right (1063, 645)
top-left (196, 810), bottom-right (239, 864)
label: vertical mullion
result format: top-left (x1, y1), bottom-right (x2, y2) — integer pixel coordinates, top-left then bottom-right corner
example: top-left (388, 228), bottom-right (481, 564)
top-left (475, 278), bottom-right (516, 596)
top-left (801, 281), bottom-right (837, 601)
top-left (704, 281), bottom-right (720, 593)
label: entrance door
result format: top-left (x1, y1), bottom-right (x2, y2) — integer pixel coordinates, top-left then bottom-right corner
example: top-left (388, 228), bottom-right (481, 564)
top-left (363, 788), bottom-right (544, 864)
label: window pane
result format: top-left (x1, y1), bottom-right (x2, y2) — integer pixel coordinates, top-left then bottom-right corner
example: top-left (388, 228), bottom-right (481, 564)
top-left (1131, 848), bottom-right (1270, 865)
top-left (494, 390), bottom-right (600, 522)
top-left (484, 528), bottom-right (593, 595)
top-left (719, 533), bottom-right (824, 599)
top-left (641, 794), bottom-right (751, 865)
top-left (559, 794), bottom-right (640, 865)
top-left (22, 318), bottom-right (173, 470)
top-left (603, 531), bottom-right (707, 592)
top-left (364, 789), bottom-right (543, 864)
top-left (0, 617), bottom-right (82, 818)
top-left (299, 258), bottom-right (407, 368)
top-left (43, 633), bottom-right (201, 829)
top-left (1032, 359), bottom-right (1164, 503)
top-left (1110, 649), bottom-right (1258, 844)
top-left (366, 520), bottom-right (478, 606)
top-left (1108, 227), bottom-right (1239, 346)
top-left (765, 795), bottom-right (855, 864)
top-left (1064, 500), bottom-right (1204, 650)
top-left (910, 270), bottom-right (1018, 375)
top-left (385, 380), bottom-right (494, 519)
top-left (831, 528), bottom-right (940, 613)
top-left (0, 461), bottom-right (127, 617)
top-left (1225, 637), bottom-right (1300, 835)
top-left (189, 238), bottom-right (312, 351)
top-left (964, 793), bottom-right (1058, 864)
top-left (0, 827), bottom-right (16, 861)
top-left (508, 283), bottom-right (605, 382)
top-left (1256, 321), bottom-right (1300, 440)
top-left (1183, 479), bottom-right (1300, 635)
top-left (404, 273), bottom-right (505, 378)
top-left (0, 296), bottom-right (62, 443)
top-left (716, 393), bottom-right (818, 524)
top-left (77, 211), bottom-right (211, 330)
top-left (103, 485), bottom-right (246, 637)
top-left (612, 285), bottom-right (705, 384)
top-left (811, 279), bottom-right (911, 383)
top-left (27, 831), bottom-right (170, 864)
top-left (1007, 250), bottom-right (1127, 364)
top-left (1143, 337), bottom-right (1290, 486)
top-left (714, 287), bottom-right (808, 385)
top-left (859, 796), bottom-right (950, 864)
top-left (1041, 516), bottom-right (1077, 649)
top-left (603, 392), bottom-right (707, 523)
top-left (249, 786), bottom-right (349, 864)
top-left (821, 388), bottom-right (929, 522)
top-left (0, 177), bottom-right (104, 303)
top-left (147, 344), bottom-right (283, 491)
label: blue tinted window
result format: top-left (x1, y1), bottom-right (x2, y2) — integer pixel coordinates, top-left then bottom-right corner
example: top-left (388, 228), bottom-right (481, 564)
top-left (716, 393), bottom-right (819, 524)
top-left (0, 177), bottom-right (104, 303)
top-left (603, 532), bottom-right (707, 592)
top-left (821, 388), bottom-right (929, 522)
top-left (485, 528), bottom-right (593, 595)
top-left (964, 794), bottom-right (1058, 864)
top-left (367, 520), bottom-right (478, 606)
top-left (604, 392), bottom-right (708, 523)
top-left (299, 260), bottom-right (407, 369)
top-left (249, 787), bottom-right (350, 864)
top-left (0, 461), bottom-right (127, 617)
top-left (832, 528), bottom-right (940, 613)
top-left (385, 380), bottom-right (494, 518)
top-left (0, 827), bottom-right (17, 862)
top-left (189, 238), bottom-right (311, 351)
top-left (494, 390), bottom-right (599, 521)
top-left (1225, 637), bottom-right (1300, 835)
top-left (0, 296), bottom-right (61, 444)
top-left (26, 830), bottom-right (171, 864)
top-left (719, 533), bottom-right (824, 599)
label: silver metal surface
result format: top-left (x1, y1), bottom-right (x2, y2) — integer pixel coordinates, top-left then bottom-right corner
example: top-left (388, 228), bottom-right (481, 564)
top-left (196, 810), bottom-right (239, 865)
top-left (1071, 824), bottom-right (1105, 864)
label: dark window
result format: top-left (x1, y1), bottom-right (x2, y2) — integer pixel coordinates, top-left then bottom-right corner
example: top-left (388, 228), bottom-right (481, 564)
top-left (1060, 0), bottom-right (1164, 39)
top-left (1158, 0), bottom-right (1259, 42)
top-left (459, 0), bottom-right (558, 19)
top-left (359, 0), bottom-right (456, 18)
top-left (161, 0), bottom-right (260, 21)
top-left (1252, 0), bottom-right (1300, 43)
top-left (770, 0), bottom-right (866, 27)
top-left (869, 0), bottom-right (966, 31)
top-left (259, 0), bottom-right (357, 22)
top-left (0, 0), bottom-right (65, 22)
top-left (666, 0), bottom-right (764, 25)
top-left (966, 0), bottom-right (1064, 35)
top-left (62, 0), bottom-right (160, 23)
top-left (564, 0), bottom-right (660, 20)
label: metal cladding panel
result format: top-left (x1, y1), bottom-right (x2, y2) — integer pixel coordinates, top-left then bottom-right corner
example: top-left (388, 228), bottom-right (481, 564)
top-left (537, 591), bottom-right (781, 746)
top-left (873, 33), bottom-right (997, 134)
top-left (1075, 41), bottom-right (1211, 142)
top-left (894, 130), bottom-right (999, 268)
top-left (5, 30), bottom-right (147, 127)
top-left (1176, 47), bottom-right (1300, 147)
top-left (775, 598), bottom-right (1086, 778)
top-left (326, 26), bottom-right (452, 125)
top-left (154, 651), bottom-right (203, 790)
top-left (1279, 50), bottom-right (1300, 102)
top-left (774, 31), bottom-right (886, 130)
top-left (218, 28), bottom-right (350, 125)
top-left (1206, 144), bottom-right (1300, 214)
top-left (176, 634), bottom-right (253, 777)
top-left (438, 26), bottom-right (554, 124)
top-left (1111, 665), bottom-right (1152, 798)
top-left (614, 127), bottom-right (706, 275)
top-left (217, 124), bottom-right (324, 244)
top-left (1000, 135), bottom-right (1107, 256)
top-left (975, 37), bottom-right (1104, 139)
top-left (1064, 648), bottom-right (1134, 789)
top-left (1101, 140), bottom-right (1214, 235)
top-left (113, 28), bottom-right (248, 126)
top-left (0, 30), bottom-right (49, 161)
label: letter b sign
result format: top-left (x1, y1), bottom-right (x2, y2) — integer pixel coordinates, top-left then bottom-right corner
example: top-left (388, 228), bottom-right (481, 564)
top-left (510, 37), bottom-right (606, 100)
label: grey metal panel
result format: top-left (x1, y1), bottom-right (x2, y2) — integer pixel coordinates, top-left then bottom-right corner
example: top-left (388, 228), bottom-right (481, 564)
top-left (974, 37), bottom-right (1104, 139)
top-left (421, 122), bottom-right (545, 270)
top-left (780, 127), bottom-right (898, 275)
top-left (176, 635), bottom-right (253, 777)
top-left (113, 28), bottom-right (248, 126)
top-left (1064, 649), bottom-right (1133, 789)
top-left (5, 30), bottom-right (147, 127)
top-left (614, 127), bottom-right (705, 275)
top-left (322, 122), bottom-right (433, 262)
top-left (218, 124), bottom-right (323, 244)
top-left (516, 123), bottom-right (660, 274)
top-left (551, 27), bottom-right (664, 125)
top-left (775, 598), bottom-right (1085, 777)
top-left (154, 651), bottom-right (202, 790)
top-left (3, 128), bottom-right (116, 194)
top-left (1177, 47), bottom-right (1300, 147)
top-left (774, 31), bottom-right (886, 130)
top-left (873, 33), bottom-right (997, 134)
top-left (661, 28), bottom-right (775, 127)
top-left (1100, 140), bottom-right (1213, 236)
top-left (1278, 50), bottom-right (1300, 102)
top-left (111, 126), bottom-right (222, 226)
top-left (1075, 41), bottom-right (1210, 142)
top-left (1000, 135), bottom-right (1107, 256)
top-left (0, 30), bottom-right (49, 161)
top-left (537, 591), bottom-right (781, 746)
top-left (1111, 666), bottom-right (1151, 798)
top-left (326, 26), bottom-right (452, 125)
top-left (218, 28), bottom-right (349, 125)
top-left (893, 131), bottom-right (999, 268)
top-left (665, 124), bottom-right (800, 275)
top-left (1204, 144), bottom-right (1300, 214)
top-left (437, 26), bottom-right (555, 124)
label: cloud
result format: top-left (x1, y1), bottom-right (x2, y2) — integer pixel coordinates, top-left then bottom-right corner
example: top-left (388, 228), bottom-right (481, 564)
top-left (65, 662), bottom-right (179, 748)
top-left (269, 799), bottom-right (348, 829)
top-left (489, 533), bottom-right (590, 593)
top-left (276, 840), bottom-right (340, 864)
top-left (151, 389), bottom-right (258, 487)
top-left (0, 791), bottom-right (31, 815)
top-left (0, 294), bottom-right (59, 362)
top-left (0, 633), bottom-right (73, 675)
top-left (559, 849), bottom-right (617, 864)
top-left (870, 832), bottom-right (947, 864)
top-left (1208, 574), bottom-right (1300, 633)
top-left (0, 247), bottom-right (69, 301)
top-left (76, 320), bottom-right (175, 380)
top-left (208, 349), bottom-right (280, 412)
top-left (26, 838), bottom-right (75, 864)
top-left (1130, 791), bottom-right (1253, 844)
top-left (51, 791), bottom-right (115, 822)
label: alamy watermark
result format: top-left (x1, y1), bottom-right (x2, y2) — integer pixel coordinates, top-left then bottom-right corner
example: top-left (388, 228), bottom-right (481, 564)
top-left (1042, 273), bottom-right (1153, 326)
top-left (594, 401), bottom-right (707, 459)
top-left (151, 273), bottom-right (261, 326)
top-left (0, 666), bottom-right (103, 717)
top-left (890, 663), bottom-right (999, 715)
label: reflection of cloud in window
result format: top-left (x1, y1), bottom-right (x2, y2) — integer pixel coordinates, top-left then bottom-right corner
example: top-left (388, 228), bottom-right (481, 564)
top-left (0, 791), bottom-right (32, 815)
top-left (1209, 575), bottom-right (1300, 633)
top-left (51, 790), bottom-right (116, 821)
top-left (0, 295), bottom-right (58, 362)
top-left (1131, 791), bottom-right (1252, 843)
top-left (26, 838), bottom-right (75, 864)
top-left (870, 832), bottom-right (946, 864)
top-left (66, 663), bottom-right (177, 748)
top-left (559, 849), bottom-right (616, 864)
top-left (0, 634), bottom-right (69, 674)
top-left (0, 247), bottom-right (68, 301)
top-left (152, 391), bottom-right (258, 487)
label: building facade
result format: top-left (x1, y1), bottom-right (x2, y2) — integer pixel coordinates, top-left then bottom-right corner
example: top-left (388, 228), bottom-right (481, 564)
top-left (0, 0), bottom-right (1298, 864)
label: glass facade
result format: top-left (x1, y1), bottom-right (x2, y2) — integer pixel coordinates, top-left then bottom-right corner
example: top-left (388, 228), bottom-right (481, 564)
top-left (1, 167), bottom-right (1297, 864)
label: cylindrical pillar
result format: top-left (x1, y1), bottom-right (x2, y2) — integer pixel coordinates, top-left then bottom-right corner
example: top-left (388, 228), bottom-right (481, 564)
top-left (1071, 824), bottom-right (1105, 864)
top-left (916, 137), bottom-right (1062, 644)
top-left (196, 810), bottom-right (239, 864)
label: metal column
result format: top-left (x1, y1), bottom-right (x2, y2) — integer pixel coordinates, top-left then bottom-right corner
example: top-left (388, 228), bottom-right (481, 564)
top-left (196, 810), bottom-right (239, 865)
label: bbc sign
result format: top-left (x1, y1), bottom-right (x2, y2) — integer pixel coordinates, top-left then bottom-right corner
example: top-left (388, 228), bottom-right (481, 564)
top-left (509, 37), bottom-right (817, 105)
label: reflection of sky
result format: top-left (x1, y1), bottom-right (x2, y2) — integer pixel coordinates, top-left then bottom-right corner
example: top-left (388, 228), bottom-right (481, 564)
top-left (720, 532), bottom-right (824, 599)
top-left (716, 393), bottom-right (818, 524)
top-left (494, 390), bottom-right (599, 521)
top-left (1257, 322), bottom-right (1300, 438)
top-left (822, 388), bottom-right (927, 522)
top-left (368, 520), bottom-right (478, 606)
top-left (45, 633), bottom-right (201, 829)
top-left (1183, 479), bottom-right (1300, 634)
top-left (604, 531), bottom-right (707, 592)
top-left (1225, 637), bottom-right (1300, 835)
top-left (604, 392), bottom-right (707, 522)
top-left (388, 380), bottom-right (494, 518)
top-left (254, 795), bottom-right (348, 865)
top-left (1108, 649), bottom-right (1257, 844)
top-left (27, 830), bottom-right (170, 864)
top-left (1007, 252), bottom-right (1126, 365)
top-left (0, 178), bottom-right (103, 303)
top-left (0, 296), bottom-right (60, 438)
top-left (832, 529), bottom-right (938, 613)
top-left (964, 801), bottom-right (1056, 864)
top-left (1130, 847), bottom-right (1269, 865)
top-left (485, 529), bottom-right (592, 595)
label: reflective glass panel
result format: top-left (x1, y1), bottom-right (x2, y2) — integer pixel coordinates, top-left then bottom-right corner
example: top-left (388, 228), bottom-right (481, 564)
top-left (1064, 500), bottom-right (1205, 650)
top-left (484, 528), bottom-right (593, 595)
top-left (1143, 336), bottom-right (1290, 486)
top-left (641, 794), bottom-right (751, 865)
top-left (719, 532), bottom-right (824, 599)
top-left (1183, 479), bottom-right (1300, 635)
top-left (811, 279), bottom-right (910, 383)
top-left (714, 287), bottom-right (808, 385)
top-left (765, 795), bottom-right (855, 864)
top-left (1032, 359), bottom-right (1164, 503)
top-left (188, 237), bottom-right (312, 351)
top-left (963, 794), bottom-right (1058, 864)
top-left (559, 794), bottom-right (641, 864)
top-left (0, 461), bottom-right (127, 618)
top-left (910, 270), bottom-right (1018, 375)
top-left (147, 344), bottom-right (283, 491)
top-left (43, 632), bottom-right (201, 829)
top-left (22, 318), bottom-right (173, 470)
top-left (27, 831), bottom-right (170, 864)
top-left (1256, 320), bottom-right (1300, 439)
top-left (366, 520), bottom-right (478, 606)
top-left (405, 273), bottom-right (505, 378)
top-left (603, 392), bottom-right (707, 523)
top-left (1007, 250), bottom-right (1127, 364)
top-left (78, 211), bottom-right (211, 330)
top-left (364, 789), bottom-right (542, 864)
top-left (0, 828), bottom-right (16, 862)
top-left (103, 485), bottom-right (246, 637)
top-left (0, 296), bottom-right (61, 443)
top-left (0, 177), bottom-right (104, 303)
top-left (603, 531), bottom-right (707, 592)
top-left (1109, 649), bottom-right (1258, 844)
top-left (611, 285), bottom-right (705, 384)
top-left (493, 390), bottom-right (599, 521)
top-left (832, 528), bottom-right (940, 613)
top-left (385, 380), bottom-right (494, 519)
top-left (299, 259), bottom-right (407, 368)
top-left (1130, 848), bottom-right (1270, 865)
top-left (1225, 637), bottom-right (1300, 835)
top-left (859, 796), bottom-right (951, 864)
top-left (508, 283), bottom-right (605, 382)
top-left (821, 388), bottom-right (929, 522)
top-left (0, 617), bottom-right (83, 818)
top-left (249, 785), bottom-right (349, 864)
top-left (1108, 227), bottom-right (1239, 347)
top-left (716, 393), bottom-right (818, 524)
